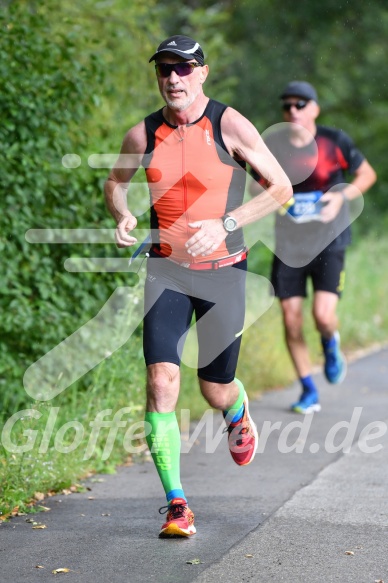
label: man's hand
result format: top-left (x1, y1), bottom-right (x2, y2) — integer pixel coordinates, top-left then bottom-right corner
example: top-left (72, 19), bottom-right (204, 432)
top-left (115, 213), bottom-right (138, 248)
top-left (320, 191), bottom-right (345, 223)
top-left (185, 218), bottom-right (227, 257)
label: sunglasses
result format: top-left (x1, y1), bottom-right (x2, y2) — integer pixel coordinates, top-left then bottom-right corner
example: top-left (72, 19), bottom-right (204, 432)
top-left (155, 62), bottom-right (202, 78)
top-left (282, 100), bottom-right (309, 112)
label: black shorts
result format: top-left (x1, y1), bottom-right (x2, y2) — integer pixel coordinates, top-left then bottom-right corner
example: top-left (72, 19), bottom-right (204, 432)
top-left (143, 256), bottom-right (247, 384)
top-left (271, 248), bottom-right (345, 299)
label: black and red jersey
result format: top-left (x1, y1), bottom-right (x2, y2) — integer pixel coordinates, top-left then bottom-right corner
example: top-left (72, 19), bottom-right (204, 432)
top-left (142, 99), bottom-right (246, 264)
top-left (260, 125), bottom-right (364, 194)
top-left (251, 124), bottom-right (365, 264)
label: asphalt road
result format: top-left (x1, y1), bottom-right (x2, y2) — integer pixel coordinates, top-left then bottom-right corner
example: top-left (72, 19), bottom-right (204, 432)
top-left (1, 347), bottom-right (387, 583)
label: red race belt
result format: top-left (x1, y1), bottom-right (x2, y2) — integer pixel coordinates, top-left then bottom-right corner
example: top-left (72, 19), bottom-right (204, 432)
top-left (152, 247), bottom-right (248, 270)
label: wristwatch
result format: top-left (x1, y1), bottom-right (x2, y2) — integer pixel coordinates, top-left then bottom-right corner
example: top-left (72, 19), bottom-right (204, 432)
top-left (222, 214), bottom-right (238, 233)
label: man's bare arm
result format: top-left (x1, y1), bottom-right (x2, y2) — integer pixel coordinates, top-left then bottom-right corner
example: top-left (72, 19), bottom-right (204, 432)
top-left (104, 121), bottom-right (147, 247)
top-left (342, 159), bottom-right (377, 201)
top-left (185, 108), bottom-right (293, 258)
top-left (221, 107), bottom-right (293, 225)
top-left (320, 159), bottom-right (377, 223)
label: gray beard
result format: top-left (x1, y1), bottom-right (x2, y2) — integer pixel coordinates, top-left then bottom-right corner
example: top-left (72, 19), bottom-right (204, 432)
top-left (163, 87), bottom-right (201, 111)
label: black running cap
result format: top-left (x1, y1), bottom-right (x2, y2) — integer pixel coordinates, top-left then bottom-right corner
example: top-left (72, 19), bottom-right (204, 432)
top-left (280, 81), bottom-right (318, 103)
top-left (149, 35), bottom-right (205, 65)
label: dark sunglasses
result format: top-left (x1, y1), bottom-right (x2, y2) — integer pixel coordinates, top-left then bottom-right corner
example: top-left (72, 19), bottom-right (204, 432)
top-left (282, 100), bottom-right (309, 112)
top-left (155, 62), bottom-right (202, 78)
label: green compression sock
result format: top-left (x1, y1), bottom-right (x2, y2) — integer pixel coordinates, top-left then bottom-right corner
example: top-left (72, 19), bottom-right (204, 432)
top-left (223, 378), bottom-right (245, 423)
top-left (145, 411), bottom-right (184, 500)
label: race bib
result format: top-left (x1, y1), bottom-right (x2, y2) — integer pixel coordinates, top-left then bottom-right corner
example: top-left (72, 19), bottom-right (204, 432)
top-left (286, 191), bottom-right (324, 223)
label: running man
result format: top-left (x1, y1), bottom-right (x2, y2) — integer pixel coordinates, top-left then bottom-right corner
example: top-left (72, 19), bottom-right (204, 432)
top-left (250, 80), bottom-right (376, 414)
top-left (104, 35), bottom-right (292, 537)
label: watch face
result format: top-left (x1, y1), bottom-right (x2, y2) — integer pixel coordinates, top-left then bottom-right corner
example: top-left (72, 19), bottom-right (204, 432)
top-left (224, 216), bottom-right (237, 232)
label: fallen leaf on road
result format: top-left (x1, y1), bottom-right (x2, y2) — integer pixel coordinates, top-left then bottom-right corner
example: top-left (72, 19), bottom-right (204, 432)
top-left (35, 565), bottom-right (44, 569)
top-left (52, 568), bottom-right (71, 574)
top-left (11, 507), bottom-right (26, 517)
top-left (34, 492), bottom-right (45, 501)
top-left (186, 559), bottom-right (202, 565)
top-left (345, 551), bottom-right (354, 556)
top-left (37, 506), bottom-right (51, 512)
top-left (245, 554), bottom-right (254, 558)
top-left (374, 580), bottom-right (384, 583)
top-left (70, 484), bottom-right (87, 493)
top-left (32, 524), bottom-right (47, 529)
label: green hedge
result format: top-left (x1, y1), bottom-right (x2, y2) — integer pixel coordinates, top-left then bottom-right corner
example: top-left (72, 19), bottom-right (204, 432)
top-left (0, 4), bottom-right (132, 416)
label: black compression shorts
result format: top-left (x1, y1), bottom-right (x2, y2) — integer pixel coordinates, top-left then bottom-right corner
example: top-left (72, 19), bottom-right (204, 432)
top-left (143, 256), bottom-right (247, 383)
top-left (271, 247), bottom-right (345, 299)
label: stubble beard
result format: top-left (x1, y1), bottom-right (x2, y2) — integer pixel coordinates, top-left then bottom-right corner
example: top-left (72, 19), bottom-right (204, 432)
top-left (162, 85), bottom-right (201, 112)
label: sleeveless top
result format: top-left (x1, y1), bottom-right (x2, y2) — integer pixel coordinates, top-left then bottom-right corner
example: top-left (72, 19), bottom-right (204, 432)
top-left (142, 99), bottom-right (246, 264)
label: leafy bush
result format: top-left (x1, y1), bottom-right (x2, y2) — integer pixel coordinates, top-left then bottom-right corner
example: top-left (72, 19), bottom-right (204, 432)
top-left (0, 4), bottom-right (135, 416)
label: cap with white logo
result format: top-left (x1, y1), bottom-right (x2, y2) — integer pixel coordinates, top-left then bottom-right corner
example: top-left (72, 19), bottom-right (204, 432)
top-left (149, 35), bottom-right (205, 65)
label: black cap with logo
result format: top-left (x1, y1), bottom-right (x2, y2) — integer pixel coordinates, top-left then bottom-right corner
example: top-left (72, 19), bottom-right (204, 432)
top-left (149, 35), bottom-right (205, 66)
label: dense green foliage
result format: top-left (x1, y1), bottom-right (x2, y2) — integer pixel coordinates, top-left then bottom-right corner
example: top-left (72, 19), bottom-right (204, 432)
top-left (0, 3), bottom-right (115, 414)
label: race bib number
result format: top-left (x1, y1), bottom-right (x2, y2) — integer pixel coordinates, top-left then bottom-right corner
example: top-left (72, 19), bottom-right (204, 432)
top-left (286, 191), bottom-right (324, 223)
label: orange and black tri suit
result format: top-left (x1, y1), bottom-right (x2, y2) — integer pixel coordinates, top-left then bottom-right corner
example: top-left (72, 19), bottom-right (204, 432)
top-left (142, 98), bottom-right (246, 264)
top-left (141, 99), bottom-right (248, 383)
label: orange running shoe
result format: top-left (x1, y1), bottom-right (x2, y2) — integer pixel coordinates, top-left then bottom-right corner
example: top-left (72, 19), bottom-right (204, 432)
top-left (224, 391), bottom-right (258, 466)
top-left (158, 498), bottom-right (196, 538)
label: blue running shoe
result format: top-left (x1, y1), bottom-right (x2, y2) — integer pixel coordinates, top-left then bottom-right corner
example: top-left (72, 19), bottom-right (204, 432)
top-left (291, 391), bottom-right (321, 414)
top-left (322, 331), bottom-right (347, 384)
